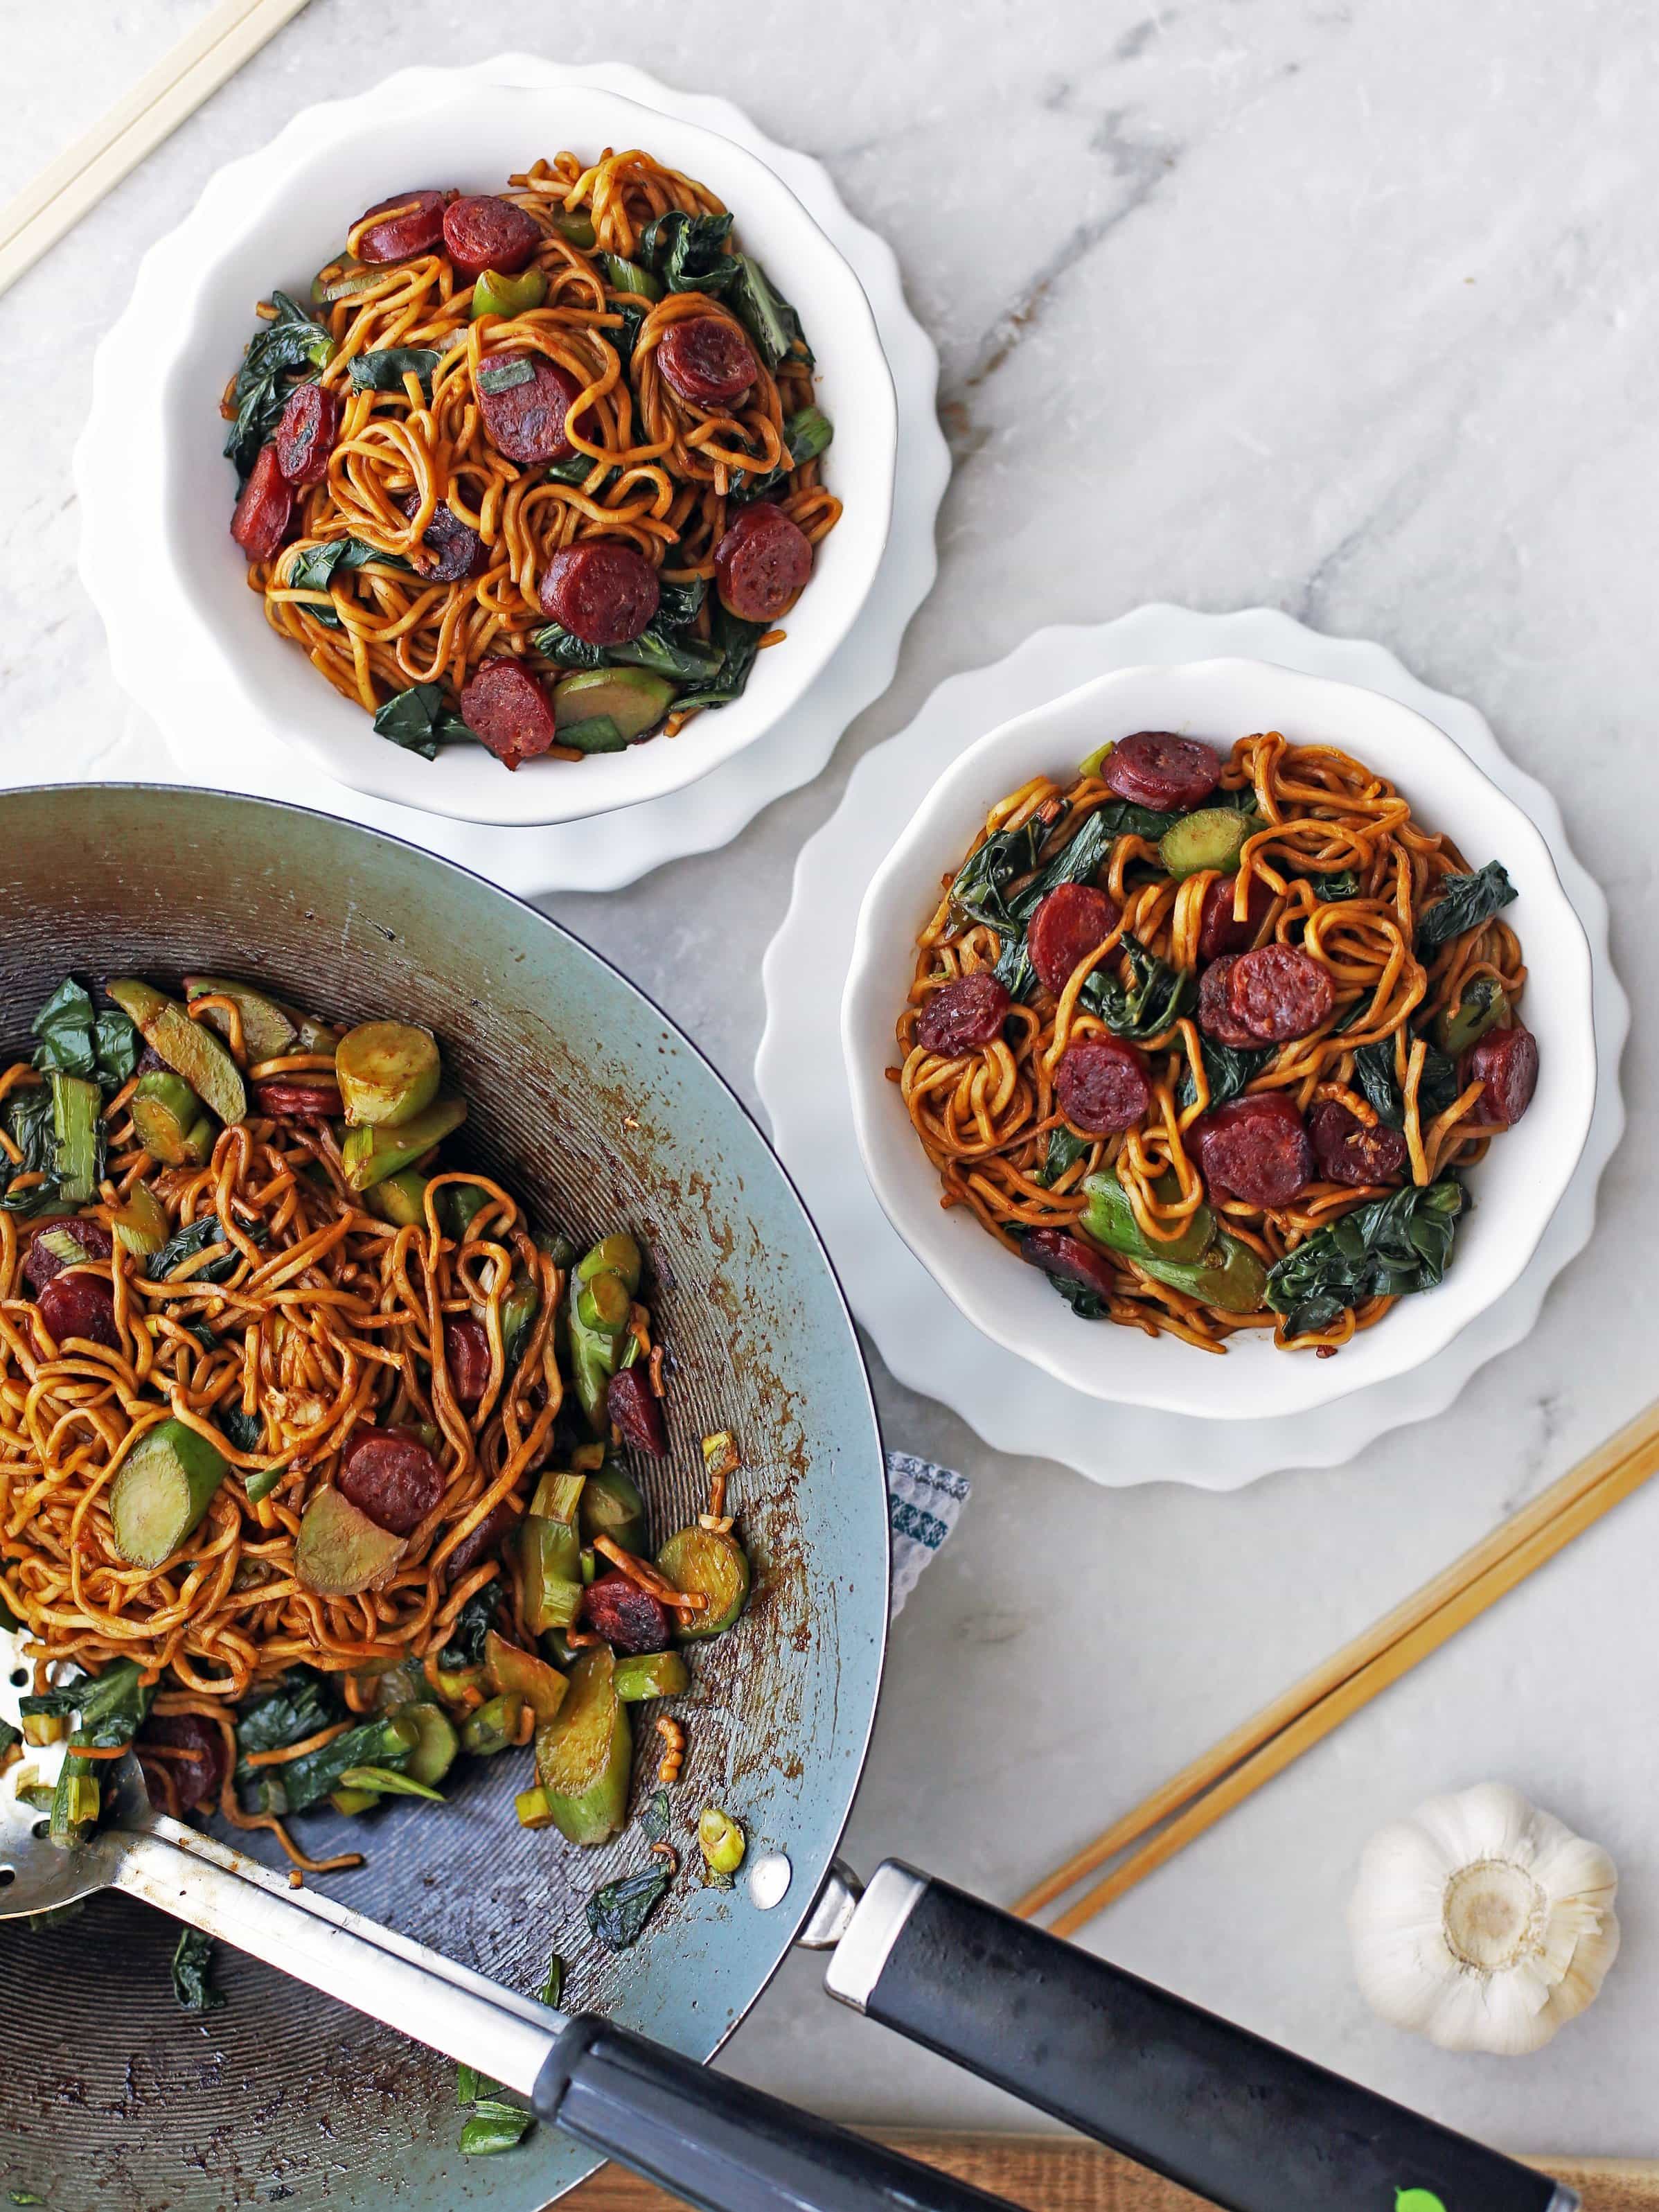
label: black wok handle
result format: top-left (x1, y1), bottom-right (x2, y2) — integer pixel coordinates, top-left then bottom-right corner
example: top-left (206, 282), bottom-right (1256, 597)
top-left (535, 2013), bottom-right (1018, 2212)
top-left (824, 1864), bottom-right (1576, 2212)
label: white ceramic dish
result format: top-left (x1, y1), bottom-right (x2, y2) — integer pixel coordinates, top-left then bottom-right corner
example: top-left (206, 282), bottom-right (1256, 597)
top-left (779, 614), bottom-right (1620, 1470)
top-left (76, 57), bottom-right (898, 831)
top-left (844, 657), bottom-right (1597, 1422)
top-left (72, 60), bottom-right (947, 895)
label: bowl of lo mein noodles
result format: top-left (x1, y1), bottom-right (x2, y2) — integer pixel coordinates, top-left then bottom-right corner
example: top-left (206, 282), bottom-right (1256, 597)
top-left (78, 65), bottom-right (897, 830)
top-left (842, 658), bottom-right (1596, 1422)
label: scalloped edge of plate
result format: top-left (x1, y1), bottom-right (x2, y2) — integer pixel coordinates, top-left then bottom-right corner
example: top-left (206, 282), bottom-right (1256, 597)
top-left (756, 605), bottom-right (1629, 1489)
top-left (73, 57), bottom-right (948, 893)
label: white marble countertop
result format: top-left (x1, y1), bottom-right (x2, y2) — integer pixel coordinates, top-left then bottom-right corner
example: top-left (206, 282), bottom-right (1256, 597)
top-left (5, 0), bottom-right (1659, 2173)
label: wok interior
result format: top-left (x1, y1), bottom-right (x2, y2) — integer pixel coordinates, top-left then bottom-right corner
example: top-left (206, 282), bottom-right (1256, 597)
top-left (0, 787), bottom-right (885, 2212)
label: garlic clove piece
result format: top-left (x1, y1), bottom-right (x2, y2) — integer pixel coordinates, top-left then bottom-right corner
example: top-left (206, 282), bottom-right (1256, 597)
top-left (1349, 1782), bottom-right (1620, 2056)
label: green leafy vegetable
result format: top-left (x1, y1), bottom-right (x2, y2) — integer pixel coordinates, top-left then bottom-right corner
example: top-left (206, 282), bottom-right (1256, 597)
top-left (438, 1584), bottom-right (501, 1670)
top-left (1351, 1038), bottom-right (1461, 1131)
top-left (0, 1717), bottom-right (19, 1755)
top-left (256, 1713), bottom-right (416, 1816)
top-left (731, 405), bottom-right (835, 504)
top-left (372, 682), bottom-right (479, 761)
top-left (1265, 1174), bottom-right (1467, 1339)
top-left (640, 210), bottom-right (738, 294)
top-left (1, 1086), bottom-right (62, 1216)
top-left (284, 537), bottom-right (415, 628)
top-left (948, 815), bottom-right (1062, 937)
top-left (1416, 861), bottom-right (1517, 956)
top-left (729, 254), bottom-right (811, 368)
top-left (224, 292), bottom-right (335, 482)
top-left (544, 454), bottom-right (616, 492)
top-left (540, 1952), bottom-right (565, 2008)
top-left (476, 353), bottom-right (538, 394)
top-left (603, 299), bottom-right (648, 376)
top-left (233, 1667), bottom-right (341, 1784)
top-left (48, 1658), bottom-right (154, 1841)
top-left (1033, 1127), bottom-right (1092, 1189)
top-left (147, 1212), bottom-right (264, 1286)
top-left (951, 799), bottom-right (1191, 1002)
top-left (243, 1463), bottom-right (285, 1504)
top-left (640, 1786), bottom-right (671, 1843)
top-left (532, 619), bottom-right (722, 686)
top-left (587, 1862), bottom-right (673, 1951)
top-left (217, 1406), bottom-right (263, 1454)
top-left (1027, 1251), bottom-right (1108, 1321)
top-left (1309, 869), bottom-right (1360, 901)
top-left (1178, 1034), bottom-right (1271, 1113)
top-left (460, 2101), bottom-right (534, 2155)
top-left (172, 1927), bottom-right (225, 2014)
top-left (350, 348), bottom-right (443, 397)
top-left (28, 979), bottom-right (139, 1090)
top-left (670, 604), bottom-right (768, 713)
top-left (1084, 936), bottom-right (1196, 1041)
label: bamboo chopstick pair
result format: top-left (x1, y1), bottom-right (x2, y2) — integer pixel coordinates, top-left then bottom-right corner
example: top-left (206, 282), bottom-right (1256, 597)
top-left (1017, 1393), bottom-right (1659, 1940)
top-left (0, 0), bottom-right (310, 300)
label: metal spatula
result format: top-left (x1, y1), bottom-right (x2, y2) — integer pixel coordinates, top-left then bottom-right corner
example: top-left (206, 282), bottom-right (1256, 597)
top-left (0, 1635), bottom-right (1012, 2212)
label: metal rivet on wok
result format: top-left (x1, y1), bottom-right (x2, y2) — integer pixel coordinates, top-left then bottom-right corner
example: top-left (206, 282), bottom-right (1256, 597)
top-left (747, 1852), bottom-right (792, 1911)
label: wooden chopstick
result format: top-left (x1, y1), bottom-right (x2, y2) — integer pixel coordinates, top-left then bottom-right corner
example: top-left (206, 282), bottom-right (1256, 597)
top-left (0, 0), bottom-right (312, 300)
top-left (1018, 1392), bottom-right (1659, 1938)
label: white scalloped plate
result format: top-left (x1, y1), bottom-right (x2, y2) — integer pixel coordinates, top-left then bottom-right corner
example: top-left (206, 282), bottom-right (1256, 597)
top-left (756, 606), bottom-right (1629, 1488)
top-left (74, 57), bottom-right (948, 890)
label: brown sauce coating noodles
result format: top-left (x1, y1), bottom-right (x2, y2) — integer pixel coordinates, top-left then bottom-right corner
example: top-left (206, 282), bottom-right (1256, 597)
top-left (0, 1105), bottom-right (564, 1699)
top-left (229, 150), bottom-right (840, 746)
top-left (894, 732), bottom-right (1529, 1355)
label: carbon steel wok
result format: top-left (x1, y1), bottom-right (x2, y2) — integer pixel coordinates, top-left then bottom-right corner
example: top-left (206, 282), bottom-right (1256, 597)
top-left (0, 788), bottom-right (1572, 2212)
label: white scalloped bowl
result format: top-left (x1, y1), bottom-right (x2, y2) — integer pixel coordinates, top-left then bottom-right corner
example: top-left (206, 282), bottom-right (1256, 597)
top-left (75, 59), bottom-right (896, 829)
top-left (842, 657), bottom-right (1597, 1422)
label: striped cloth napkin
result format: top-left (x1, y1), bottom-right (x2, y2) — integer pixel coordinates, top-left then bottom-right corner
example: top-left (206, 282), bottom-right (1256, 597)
top-left (885, 1452), bottom-right (970, 1616)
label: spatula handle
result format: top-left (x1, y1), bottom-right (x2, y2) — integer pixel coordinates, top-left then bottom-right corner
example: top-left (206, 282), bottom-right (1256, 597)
top-left (107, 1829), bottom-right (1019, 2212)
top-left (825, 1864), bottom-right (1577, 2212)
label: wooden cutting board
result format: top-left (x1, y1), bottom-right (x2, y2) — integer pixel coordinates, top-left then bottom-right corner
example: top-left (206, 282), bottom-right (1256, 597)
top-left (566, 2135), bottom-right (1659, 2209)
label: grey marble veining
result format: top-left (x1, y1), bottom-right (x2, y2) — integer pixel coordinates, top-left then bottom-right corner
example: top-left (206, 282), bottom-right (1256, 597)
top-left (3, 0), bottom-right (1658, 2161)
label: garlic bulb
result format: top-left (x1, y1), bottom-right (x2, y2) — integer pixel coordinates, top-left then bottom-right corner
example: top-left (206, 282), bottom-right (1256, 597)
top-left (1349, 1782), bottom-right (1619, 2055)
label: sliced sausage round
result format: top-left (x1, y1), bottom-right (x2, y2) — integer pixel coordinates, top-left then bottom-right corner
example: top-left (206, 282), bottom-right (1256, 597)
top-left (1308, 1099), bottom-right (1408, 1187)
top-left (231, 444), bottom-right (294, 563)
top-left (139, 1712), bottom-right (228, 1814)
top-left (337, 1425), bottom-right (444, 1537)
top-left (1028, 883), bottom-right (1121, 996)
top-left (22, 1217), bottom-right (113, 1293)
top-left (355, 188), bottom-right (454, 263)
top-left (400, 493), bottom-right (486, 582)
top-left (657, 317), bottom-right (759, 407)
top-left (607, 1365), bottom-right (667, 1456)
top-left (475, 351), bottom-right (584, 465)
top-left (1054, 1039), bottom-right (1151, 1135)
top-left (1192, 1093), bottom-right (1312, 1210)
top-left (1198, 873), bottom-right (1274, 962)
top-left (36, 1271), bottom-right (120, 1352)
top-left (581, 1570), bottom-right (671, 1655)
top-left (445, 1317), bottom-right (492, 1408)
top-left (443, 195), bottom-right (542, 281)
top-left (1198, 955), bottom-right (1261, 1048)
top-left (538, 540), bottom-right (659, 646)
top-left (1227, 944), bottom-right (1335, 1043)
top-left (914, 972), bottom-right (1011, 1055)
top-left (460, 660), bottom-right (560, 770)
top-left (714, 502), bottom-right (813, 623)
top-left (1465, 1023), bottom-right (1538, 1127)
top-left (1099, 731), bottom-right (1222, 813)
top-left (445, 1498), bottom-right (518, 1582)
top-left (254, 1077), bottom-right (343, 1122)
top-left (274, 382), bottom-right (340, 487)
top-left (1020, 1228), bottom-right (1119, 1302)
